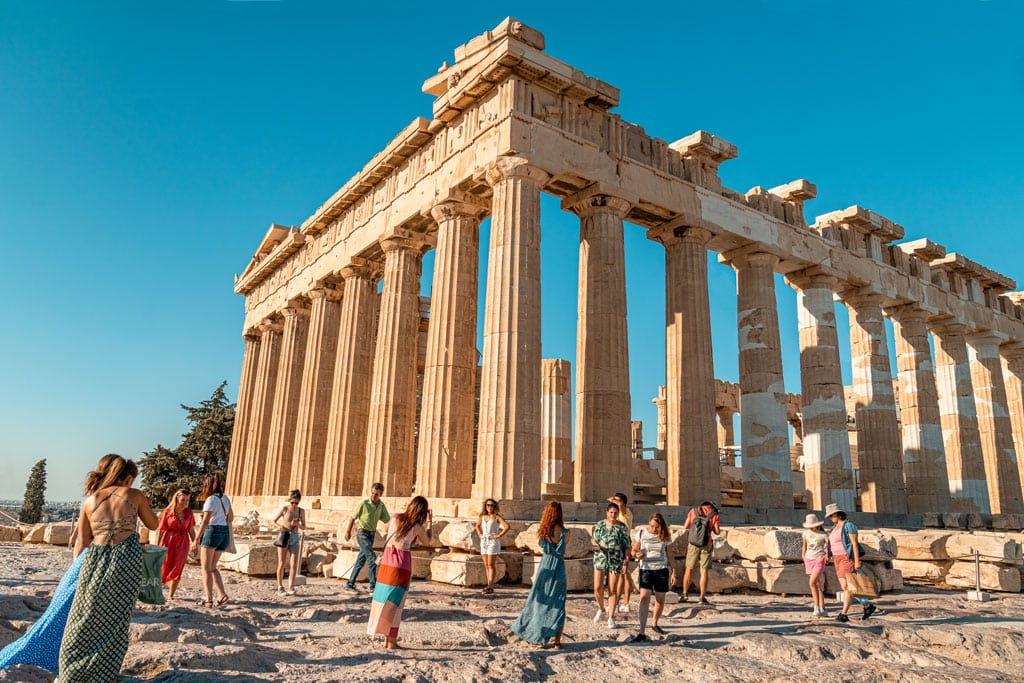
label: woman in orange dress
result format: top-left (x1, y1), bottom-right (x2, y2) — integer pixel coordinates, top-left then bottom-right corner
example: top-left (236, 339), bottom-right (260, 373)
top-left (157, 489), bottom-right (196, 600)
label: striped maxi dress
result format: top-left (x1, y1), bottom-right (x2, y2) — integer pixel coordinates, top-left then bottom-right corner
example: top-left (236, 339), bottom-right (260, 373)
top-left (366, 518), bottom-right (420, 639)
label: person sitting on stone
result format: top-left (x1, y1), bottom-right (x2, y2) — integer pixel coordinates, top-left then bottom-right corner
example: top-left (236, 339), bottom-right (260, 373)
top-left (343, 482), bottom-right (389, 594)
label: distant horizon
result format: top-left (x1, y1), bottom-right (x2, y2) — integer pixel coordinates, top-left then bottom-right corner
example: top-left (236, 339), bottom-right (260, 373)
top-left (3, 2), bottom-right (1022, 501)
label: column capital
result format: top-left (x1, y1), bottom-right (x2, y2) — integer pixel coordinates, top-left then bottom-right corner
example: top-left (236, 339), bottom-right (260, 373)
top-left (380, 230), bottom-right (436, 255)
top-left (561, 184), bottom-right (634, 218)
top-left (281, 305), bottom-right (310, 320)
top-left (884, 303), bottom-right (933, 324)
top-left (258, 318), bottom-right (283, 334)
top-left (427, 193), bottom-right (489, 224)
top-left (785, 266), bottom-right (838, 291)
top-left (721, 247), bottom-right (779, 270)
top-left (307, 285), bottom-right (343, 303)
top-left (647, 223), bottom-right (713, 247)
top-left (340, 256), bottom-right (383, 282)
top-left (1001, 341), bottom-right (1024, 361)
top-left (929, 318), bottom-right (971, 338)
top-left (840, 290), bottom-right (886, 309)
top-left (482, 156), bottom-right (550, 188)
top-left (966, 330), bottom-right (1009, 346)
top-left (243, 330), bottom-right (260, 343)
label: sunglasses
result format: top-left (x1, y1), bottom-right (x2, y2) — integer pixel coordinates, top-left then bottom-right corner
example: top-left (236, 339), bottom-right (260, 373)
top-left (485, 503), bottom-right (496, 507)
top-left (289, 500), bottom-right (300, 505)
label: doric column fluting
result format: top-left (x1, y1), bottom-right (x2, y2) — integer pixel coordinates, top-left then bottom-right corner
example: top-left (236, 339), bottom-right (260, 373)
top-left (844, 293), bottom-right (907, 513)
top-left (1002, 343), bottom-right (1024, 501)
top-left (967, 332), bottom-right (1023, 514)
top-left (225, 331), bottom-right (260, 496)
top-left (932, 321), bottom-right (990, 513)
top-left (888, 306), bottom-right (951, 513)
top-left (653, 226), bottom-right (719, 506)
top-left (716, 407), bottom-right (735, 450)
top-left (541, 359), bottom-right (573, 494)
top-left (473, 157), bottom-right (549, 500)
top-left (364, 235), bottom-right (431, 497)
top-left (566, 190), bottom-right (634, 503)
top-left (322, 263), bottom-right (381, 498)
top-left (263, 304), bottom-right (311, 496)
top-left (289, 286), bottom-right (343, 495)
top-left (416, 197), bottom-right (487, 499)
top-left (241, 318), bottom-right (283, 496)
top-left (730, 250), bottom-right (792, 509)
top-left (788, 270), bottom-right (856, 513)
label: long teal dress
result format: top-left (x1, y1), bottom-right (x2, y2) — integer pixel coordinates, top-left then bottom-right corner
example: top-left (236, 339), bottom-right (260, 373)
top-left (0, 549), bottom-right (86, 674)
top-left (511, 528), bottom-right (567, 645)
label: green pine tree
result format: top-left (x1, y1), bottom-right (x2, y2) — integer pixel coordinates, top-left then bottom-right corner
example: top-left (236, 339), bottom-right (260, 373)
top-left (138, 382), bottom-right (235, 508)
top-left (20, 459), bottom-right (47, 524)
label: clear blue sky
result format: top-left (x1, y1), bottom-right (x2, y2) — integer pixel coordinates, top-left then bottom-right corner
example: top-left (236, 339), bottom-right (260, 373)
top-left (2, 1), bottom-right (1022, 501)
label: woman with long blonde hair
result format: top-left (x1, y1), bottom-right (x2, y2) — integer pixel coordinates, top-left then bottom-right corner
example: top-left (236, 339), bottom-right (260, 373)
top-left (367, 495), bottom-right (432, 649)
top-left (157, 489), bottom-right (196, 600)
top-left (511, 501), bottom-right (567, 649)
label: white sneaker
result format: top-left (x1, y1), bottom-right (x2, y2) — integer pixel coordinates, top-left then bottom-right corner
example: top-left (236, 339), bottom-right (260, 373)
top-left (819, 609), bottom-right (829, 618)
top-left (285, 587), bottom-right (296, 596)
top-left (593, 609), bottom-right (605, 623)
top-left (276, 586), bottom-right (286, 595)
top-left (607, 617), bottom-right (617, 629)
top-left (812, 606), bottom-right (821, 616)
top-left (620, 603), bottom-right (630, 613)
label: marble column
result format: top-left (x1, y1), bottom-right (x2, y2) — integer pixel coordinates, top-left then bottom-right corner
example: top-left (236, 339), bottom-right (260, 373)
top-left (364, 235), bottom-right (429, 497)
top-left (932, 322), bottom-right (990, 513)
top-left (289, 286), bottom-right (342, 495)
top-left (263, 305), bottom-right (310, 496)
top-left (322, 264), bottom-right (380, 498)
top-left (241, 318), bottom-right (283, 496)
top-left (845, 294), bottom-right (907, 514)
top-left (889, 306), bottom-right (951, 513)
top-left (653, 386), bottom-right (667, 457)
top-left (542, 358), bottom-right (573, 495)
top-left (789, 271), bottom-right (856, 513)
top-left (1002, 343), bottom-right (1024, 501)
top-left (967, 332), bottom-right (1024, 514)
top-left (653, 227), bottom-right (719, 506)
top-left (474, 158), bottom-right (548, 500)
top-left (716, 408), bottom-right (735, 451)
top-left (566, 190), bottom-right (633, 503)
top-left (731, 251), bottom-right (792, 509)
top-left (416, 198), bottom-right (486, 499)
top-left (225, 331), bottom-right (260, 496)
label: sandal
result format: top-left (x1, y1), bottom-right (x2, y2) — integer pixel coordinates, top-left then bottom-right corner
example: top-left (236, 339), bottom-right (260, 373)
top-left (214, 595), bottom-right (230, 607)
top-left (196, 599), bottom-right (212, 607)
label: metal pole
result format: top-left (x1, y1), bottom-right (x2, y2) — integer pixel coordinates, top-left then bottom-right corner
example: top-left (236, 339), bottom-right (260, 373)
top-left (975, 549), bottom-right (981, 593)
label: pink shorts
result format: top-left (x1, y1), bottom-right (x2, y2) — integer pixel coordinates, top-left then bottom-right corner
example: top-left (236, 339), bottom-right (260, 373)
top-left (804, 557), bottom-right (826, 575)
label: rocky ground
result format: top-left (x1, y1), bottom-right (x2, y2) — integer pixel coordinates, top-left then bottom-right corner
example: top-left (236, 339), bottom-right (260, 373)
top-left (1, 544), bottom-right (1022, 682)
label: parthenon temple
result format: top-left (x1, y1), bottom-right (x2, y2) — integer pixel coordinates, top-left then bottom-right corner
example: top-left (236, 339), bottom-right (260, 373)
top-left (225, 18), bottom-right (1024, 523)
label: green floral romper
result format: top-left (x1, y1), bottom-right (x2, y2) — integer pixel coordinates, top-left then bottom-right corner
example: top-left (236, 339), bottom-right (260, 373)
top-left (592, 520), bottom-right (630, 572)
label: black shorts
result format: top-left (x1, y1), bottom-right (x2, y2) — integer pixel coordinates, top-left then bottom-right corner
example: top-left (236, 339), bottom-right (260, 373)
top-left (639, 567), bottom-right (670, 593)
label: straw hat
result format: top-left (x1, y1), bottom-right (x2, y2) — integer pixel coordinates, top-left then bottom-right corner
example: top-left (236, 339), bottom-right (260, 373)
top-left (823, 503), bottom-right (845, 518)
top-left (802, 513), bottom-right (825, 529)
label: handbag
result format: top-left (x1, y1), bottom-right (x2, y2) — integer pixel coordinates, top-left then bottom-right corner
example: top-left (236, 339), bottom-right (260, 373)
top-left (273, 529), bottom-right (291, 548)
top-left (845, 570), bottom-right (879, 599)
top-left (138, 545), bottom-right (167, 605)
top-left (218, 496), bottom-right (237, 554)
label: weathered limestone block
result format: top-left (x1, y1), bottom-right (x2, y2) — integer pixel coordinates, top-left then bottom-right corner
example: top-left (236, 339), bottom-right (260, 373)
top-left (713, 537), bottom-right (736, 561)
top-left (44, 524), bottom-right (72, 546)
top-left (0, 525), bottom-right (21, 542)
top-left (219, 543), bottom-right (277, 575)
top-left (419, 520), bottom-right (451, 549)
top-left (757, 564), bottom-right (813, 595)
top-left (890, 531), bottom-right (951, 560)
top-left (336, 528), bottom-right (387, 551)
top-left (515, 524), bottom-right (592, 559)
top-left (764, 530), bottom-right (804, 561)
top-left (991, 514), bottom-right (1023, 531)
top-left (863, 563), bottom-right (903, 591)
top-left (22, 524), bottom-right (46, 543)
top-left (411, 549), bottom-right (434, 579)
top-left (524, 555), bottom-right (592, 591)
top-left (858, 530), bottom-right (897, 561)
top-left (942, 513), bottom-right (968, 530)
top-left (892, 558), bottom-right (952, 581)
top-left (921, 512), bottom-right (944, 528)
top-left (305, 551), bottom-right (336, 576)
top-left (725, 528), bottom-right (768, 561)
top-left (706, 564), bottom-right (754, 592)
top-left (438, 520), bottom-right (480, 552)
top-left (332, 549), bottom-right (368, 582)
top-left (430, 552), bottom-right (503, 587)
top-left (321, 563), bottom-right (334, 578)
top-left (945, 561), bottom-right (1022, 592)
top-left (966, 513), bottom-right (990, 529)
top-left (946, 532), bottom-right (1023, 565)
top-left (503, 520), bottom-right (532, 549)
top-left (501, 551), bottom-right (524, 583)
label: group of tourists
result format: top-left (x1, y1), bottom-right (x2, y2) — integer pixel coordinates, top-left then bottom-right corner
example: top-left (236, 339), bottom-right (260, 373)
top-left (0, 457), bottom-right (882, 677)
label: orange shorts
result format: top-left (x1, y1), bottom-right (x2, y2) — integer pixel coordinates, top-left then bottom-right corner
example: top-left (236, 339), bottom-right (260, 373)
top-left (834, 555), bottom-right (855, 578)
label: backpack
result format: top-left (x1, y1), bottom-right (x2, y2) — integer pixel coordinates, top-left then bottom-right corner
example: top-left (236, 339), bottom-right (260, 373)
top-left (688, 502), bottom-right (718, 547)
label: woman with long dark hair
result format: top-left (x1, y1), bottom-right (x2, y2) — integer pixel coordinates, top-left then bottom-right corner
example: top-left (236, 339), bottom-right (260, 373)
top-left (475, 498), bottom-right (509, 595)
top-left (58, 454), bottom-right (159, 681)
top-left (511, 501), bottom-right (567, 649)
top-left (191, 471), bottom-right (232, 607)
top-left (272, 489), bottom-right (306, 595)
top-left (157, 489), bottom-right (195, 601)
top-left (367, 495), bottom-right (432, 649)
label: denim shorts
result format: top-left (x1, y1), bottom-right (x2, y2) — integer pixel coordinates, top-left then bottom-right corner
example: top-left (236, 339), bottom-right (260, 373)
top-left (202, 524), bottom-right (230, 551)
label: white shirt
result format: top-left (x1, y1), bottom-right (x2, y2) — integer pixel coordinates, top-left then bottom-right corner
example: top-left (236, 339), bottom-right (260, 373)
top-left (635, 528), bottom-right (668, 570)
top-left (202, 494), bottom-right (232, 526)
